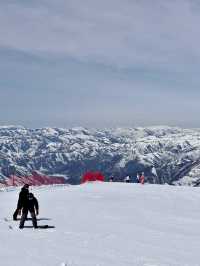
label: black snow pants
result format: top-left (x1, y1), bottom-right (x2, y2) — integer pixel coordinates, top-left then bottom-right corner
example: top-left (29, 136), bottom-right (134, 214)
top-left (19, 208), bottom-right (37, 229)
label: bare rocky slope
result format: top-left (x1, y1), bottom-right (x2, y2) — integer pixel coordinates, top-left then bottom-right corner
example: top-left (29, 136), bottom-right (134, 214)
top-left (1, 125), bottom-right (200, 186)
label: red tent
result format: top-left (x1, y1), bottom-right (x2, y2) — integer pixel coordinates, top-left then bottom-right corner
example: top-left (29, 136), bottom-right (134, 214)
top-left (81, 171), bottom-right (105, 183)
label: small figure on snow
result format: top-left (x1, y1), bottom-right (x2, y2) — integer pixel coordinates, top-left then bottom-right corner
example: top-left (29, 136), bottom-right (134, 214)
top-left (136, 173), bottom-right (140, 183)
top-left (139, 172), bottom-right (145, 185)
top-left (124, 175), bottom-right (130, 183)
top-left (19, 192), bottom-right (39, 229)
top-left (13, 184), bottom-right (29, 221)
top-left (109, 176), bottom-right (114, 182)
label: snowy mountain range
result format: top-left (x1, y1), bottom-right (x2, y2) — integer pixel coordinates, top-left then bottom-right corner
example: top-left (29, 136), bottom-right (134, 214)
top-left (1, 125), bottom-right (200, 186)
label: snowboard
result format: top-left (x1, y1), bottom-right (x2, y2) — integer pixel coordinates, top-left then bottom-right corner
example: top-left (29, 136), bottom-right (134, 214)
top-left (4, 218), bottom-right (54, 230)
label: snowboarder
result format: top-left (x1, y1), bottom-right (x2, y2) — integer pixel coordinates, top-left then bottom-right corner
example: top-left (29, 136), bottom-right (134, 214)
top-left (19, 192), bottom-right (39, 229)
top-left (13, 184), bottom-right (29, 221)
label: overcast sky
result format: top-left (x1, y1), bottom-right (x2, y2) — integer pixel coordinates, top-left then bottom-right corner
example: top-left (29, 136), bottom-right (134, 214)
top-left (0, 0), bottom-right (200, 128)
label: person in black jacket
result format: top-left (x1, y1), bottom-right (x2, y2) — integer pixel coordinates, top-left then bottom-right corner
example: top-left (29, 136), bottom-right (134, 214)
top-left (13, 184), bottom-right (29, 221)
top-left (19, 192), bottom-right (39, 229)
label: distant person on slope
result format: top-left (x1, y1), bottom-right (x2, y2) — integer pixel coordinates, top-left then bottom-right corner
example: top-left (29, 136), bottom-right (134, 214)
top-left (109, 176), bottom-right (114, 182)
top-left (139, 172), bottom-right (145, 185)
top-left (13, 184), bottom-right (29, 221)
top-left (19, 192), bottom-right (39, 229)
top-left (124, 175), bottom-right (130, 183)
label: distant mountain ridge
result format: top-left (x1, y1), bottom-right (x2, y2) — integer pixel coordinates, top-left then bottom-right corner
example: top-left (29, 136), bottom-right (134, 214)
top-left (0, 125), bottom-right (200, 186)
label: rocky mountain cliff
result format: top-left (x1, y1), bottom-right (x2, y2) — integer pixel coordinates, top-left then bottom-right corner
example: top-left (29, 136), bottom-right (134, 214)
top-left (1, 125), bottom-right (200, 186)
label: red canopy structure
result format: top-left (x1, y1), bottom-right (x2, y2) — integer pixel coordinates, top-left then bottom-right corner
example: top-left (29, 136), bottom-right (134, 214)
top-left (81, 171), bottom-right (105, 183)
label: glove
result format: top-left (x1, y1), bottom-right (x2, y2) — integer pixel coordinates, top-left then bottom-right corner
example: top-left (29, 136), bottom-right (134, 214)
top-left (18, 209), bottom-right (21, 216)
top-left (36, 210), bottom-right (39, 216)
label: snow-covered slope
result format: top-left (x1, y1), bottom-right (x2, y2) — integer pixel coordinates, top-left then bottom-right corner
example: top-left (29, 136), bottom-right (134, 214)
top-left (1, 183), bottom-right (200, 266)
top-left (1, 126), bottom-right (200, 186)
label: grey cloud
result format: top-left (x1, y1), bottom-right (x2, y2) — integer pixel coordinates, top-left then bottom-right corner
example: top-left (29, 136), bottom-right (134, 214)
top-left (0, 1), bottom-right (200, 128)
top-left (1, 0), bottom-right (200, 70)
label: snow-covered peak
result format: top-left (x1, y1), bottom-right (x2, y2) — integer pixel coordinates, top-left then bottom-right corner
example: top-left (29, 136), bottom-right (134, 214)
top-left (1, 125), bottom-right (200, 186)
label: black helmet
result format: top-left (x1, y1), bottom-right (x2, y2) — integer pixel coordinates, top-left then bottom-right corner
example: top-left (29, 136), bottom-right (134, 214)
top-left (23, 184), bottom-right (29, 189)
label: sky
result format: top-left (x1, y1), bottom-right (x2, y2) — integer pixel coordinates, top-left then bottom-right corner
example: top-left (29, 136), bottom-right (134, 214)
top-left (0, 0), bottom-right (200, 128)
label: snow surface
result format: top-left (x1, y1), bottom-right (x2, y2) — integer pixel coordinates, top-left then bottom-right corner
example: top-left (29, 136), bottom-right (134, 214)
top-left (1, 183), bottom-right (200, 266)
